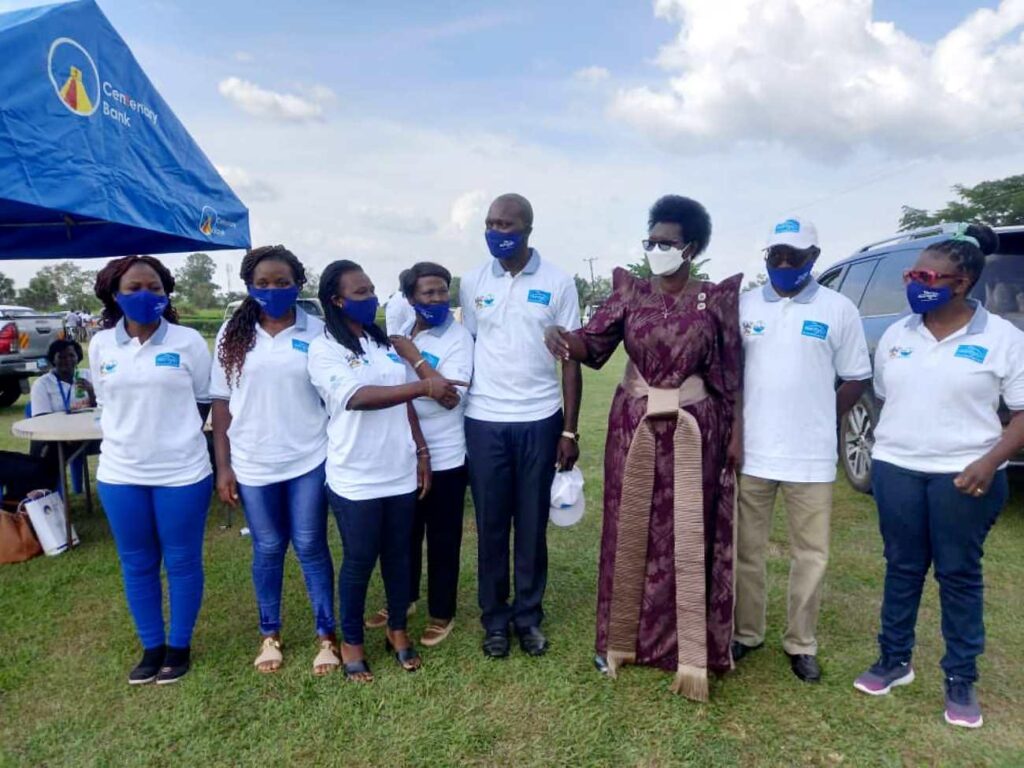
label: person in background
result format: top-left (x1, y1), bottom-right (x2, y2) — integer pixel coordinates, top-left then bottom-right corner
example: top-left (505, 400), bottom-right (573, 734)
top-left (30, 338), bottom-right (96, 416)
top-left (210, 245), bottom-right (337, 676)
top-left (732, 217), bottom-right (871, 683)
top-left (308, 259), bottom-right (465, 682)
top-left (385, 270), bottom-right (416, 335)
top-left (366, 262), bottom-right (474, 647)
top-left (545, 195), bottom-right (741, 701)
top-left (461, 193), bottom-right (582, 660)
top-left (89, 255), bottom-right (213, 685)
top-left (853, 223), bottom-right (1024, 729)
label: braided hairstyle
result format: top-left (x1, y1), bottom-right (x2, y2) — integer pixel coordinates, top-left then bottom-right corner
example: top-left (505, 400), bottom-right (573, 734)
top-left (318, 259), bottom-right (389, 356)
top-left (925, 223), bottom-right (999, 291)
top-left (217, 245), bottom-right (307, 388)
top-left (94, 255), bottom-right (179, 329)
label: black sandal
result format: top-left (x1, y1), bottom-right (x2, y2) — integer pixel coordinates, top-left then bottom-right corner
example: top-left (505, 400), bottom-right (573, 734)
top-left (384, 637), bottom-right (421, 672)
top-left (342, 658), bottom-right (373, 683)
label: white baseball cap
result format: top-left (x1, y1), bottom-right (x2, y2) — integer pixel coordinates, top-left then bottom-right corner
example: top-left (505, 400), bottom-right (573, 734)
top-left (549, 467), bottom-right (585, 527)
top-left (766, 216), bottom-right (819, 250)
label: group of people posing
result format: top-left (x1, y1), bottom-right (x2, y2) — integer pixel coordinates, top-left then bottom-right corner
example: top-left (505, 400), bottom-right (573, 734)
top-left (77, 193), bottom-right (1022, 731)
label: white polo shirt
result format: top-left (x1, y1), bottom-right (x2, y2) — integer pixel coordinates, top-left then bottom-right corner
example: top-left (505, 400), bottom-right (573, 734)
top-left (399, 314), bottom-right (474, 471)
top-left (209, 308), bottom-right (328, 487)
top-left (385, 289), bottom-right (416, 336)
top-left (740, 281), bottom-right (871, 483)
top-left (461, 249), bottom-right (580, 422)
top-left (307, 331), bottom-right (416, 501)
top-left (872, 304), bottom-right (1024, 474)
top-left (89, 319), bottom-right (212, 487)
top-left (30, 369), bottom-right (92, 416)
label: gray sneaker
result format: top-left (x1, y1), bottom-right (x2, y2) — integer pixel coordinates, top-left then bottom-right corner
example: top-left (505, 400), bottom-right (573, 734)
top-left (944, 676), bottom-right (983, 729)
top-left (853, 656), bottom-right (915, 696)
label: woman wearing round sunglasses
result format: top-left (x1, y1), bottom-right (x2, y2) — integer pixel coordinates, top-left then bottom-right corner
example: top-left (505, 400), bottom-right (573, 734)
top-left (854, 223), bottom-right (1024, 729)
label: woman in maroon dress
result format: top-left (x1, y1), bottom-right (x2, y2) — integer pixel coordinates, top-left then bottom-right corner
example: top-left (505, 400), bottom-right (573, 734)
top-left (546, 196), bottom-right (742, 701)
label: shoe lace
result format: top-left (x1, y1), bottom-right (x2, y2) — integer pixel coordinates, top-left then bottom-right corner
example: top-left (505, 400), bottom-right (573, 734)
top-left (946, 677), bottom-right (972, 705)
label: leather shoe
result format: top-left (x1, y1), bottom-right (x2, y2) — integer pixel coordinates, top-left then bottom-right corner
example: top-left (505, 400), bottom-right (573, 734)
top-left (516, 626), bottom-right (549, 657)
top-left (787, 652), bottom-right (821, 683)
top-left (731, 641), bottom-right (763, 663)
top-left (482, 630), bottom-right (510, 659)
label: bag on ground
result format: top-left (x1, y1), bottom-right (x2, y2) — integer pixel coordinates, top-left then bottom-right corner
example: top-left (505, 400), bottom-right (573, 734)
top-left (0, 501), bottom-right (43, 564)
top-left (21, 490), bottom-right (78, 555)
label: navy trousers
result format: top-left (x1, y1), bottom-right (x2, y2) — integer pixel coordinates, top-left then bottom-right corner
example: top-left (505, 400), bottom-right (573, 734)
top-left (465, 411), bottom-right (562, 633)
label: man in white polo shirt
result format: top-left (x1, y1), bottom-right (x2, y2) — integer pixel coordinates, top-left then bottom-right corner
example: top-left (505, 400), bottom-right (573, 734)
top-left (461, 193), bottom-right (582, 659)
top-left (733, 216), bottom-right (871, 683)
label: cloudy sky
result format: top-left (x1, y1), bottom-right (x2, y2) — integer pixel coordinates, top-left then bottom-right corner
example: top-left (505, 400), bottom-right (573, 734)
top-left (3, 0), bottom-right (1024, 294)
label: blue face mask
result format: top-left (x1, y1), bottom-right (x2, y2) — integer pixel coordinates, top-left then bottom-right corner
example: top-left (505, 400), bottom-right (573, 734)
top-left (415, 302), bottom-right (450, 327)
top-left (906, 281), bottom-right (953, 315)
top-left (767, 263), bottom-right (814, 294)
top-left (116, 290), bottom-right (168, 325)
top-left (248, 285), bottom-right (299, 319)
top-left (340, 296), bottom-right (379, 327)
top-left (485, 229), bottom-right (525, 259)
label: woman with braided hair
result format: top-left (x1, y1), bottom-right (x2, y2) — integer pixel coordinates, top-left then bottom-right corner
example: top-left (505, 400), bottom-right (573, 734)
top-left (210, 245), bottom-right (337, 675)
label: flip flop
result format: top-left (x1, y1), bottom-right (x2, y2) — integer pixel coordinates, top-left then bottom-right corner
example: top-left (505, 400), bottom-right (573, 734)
top-left (342, 658), bottom-right (374, 683)
top-left (385, 636), bottom-right (421, 673)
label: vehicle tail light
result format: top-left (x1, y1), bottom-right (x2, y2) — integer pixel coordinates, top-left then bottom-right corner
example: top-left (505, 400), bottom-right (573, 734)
top-left (0, 322), bottom-right (17, 354)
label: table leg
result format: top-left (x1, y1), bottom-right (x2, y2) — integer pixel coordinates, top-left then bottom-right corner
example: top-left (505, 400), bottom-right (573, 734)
top-left (57, 442), bottom-right (75, 551)
top-left (83, 454), bottom-right (93, 516)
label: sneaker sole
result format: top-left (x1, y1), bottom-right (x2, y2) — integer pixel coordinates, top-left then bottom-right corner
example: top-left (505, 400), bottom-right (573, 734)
top-left (944, 711), bottom-right (983, 729)
top-left (854, 668), bottom-right (915, 696)
top-left (155, 674), bottom-right (186, 685)
top-left (127, 675), bottom-right (157, 686)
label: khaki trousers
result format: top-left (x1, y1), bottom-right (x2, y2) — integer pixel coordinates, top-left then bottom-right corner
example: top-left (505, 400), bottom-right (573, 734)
top-left (733, 474), bottom-right (833, 656)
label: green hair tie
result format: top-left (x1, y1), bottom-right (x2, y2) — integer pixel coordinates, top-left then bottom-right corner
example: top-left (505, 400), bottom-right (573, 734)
top-left (949, 222), bottom-right (980, 248)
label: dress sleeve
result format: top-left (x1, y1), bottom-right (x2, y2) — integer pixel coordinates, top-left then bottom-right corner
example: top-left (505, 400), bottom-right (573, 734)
top-left (30, 375), bottom-right (53, 417)
top-left (574, 267), bottom-right (632, 370)
top-left (706, 274), bottom-right (744, 408)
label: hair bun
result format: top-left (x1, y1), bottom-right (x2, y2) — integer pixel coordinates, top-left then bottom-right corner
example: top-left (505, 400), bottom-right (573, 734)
top-left (965, 223), bottom-right (999, 256)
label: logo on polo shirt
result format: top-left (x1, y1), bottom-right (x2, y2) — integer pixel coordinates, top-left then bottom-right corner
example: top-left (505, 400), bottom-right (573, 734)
top-left (474, 294), bottom-right (495, 310)
top-left (154, 352), bottom-right (180, 368)
top-left (100, 360), bottom-right (118, 375)
top-left (527, 289), bottom-right (552, 306)
top-left (292, 339), bottom-right (309, 354)
top-left (801, 320), bottom-right (829, 340)
top-left (954, 344), bottom-right (989, 364)
top-left (742, 320), bottom-right (766, 337)
top-left (345, 353), bottom-right (367, 369)
top-left (888, 346), bottom-right (913, 359)
top-left (421, 351), bottom-right (440, 369)
top-left (386, 352), bottom-right (403, 364)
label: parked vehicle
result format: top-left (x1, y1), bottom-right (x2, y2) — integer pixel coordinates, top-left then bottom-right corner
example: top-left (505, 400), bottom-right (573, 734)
top-left (819, 224), bottom-right (1024, 492)
top-left (223, 297), bottom-right (323, 320)
top-left (0, 305), bottom-right (65, 407)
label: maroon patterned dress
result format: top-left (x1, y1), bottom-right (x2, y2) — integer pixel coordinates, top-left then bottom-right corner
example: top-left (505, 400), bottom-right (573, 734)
top-left (576, 267), bottom-right (742, 674)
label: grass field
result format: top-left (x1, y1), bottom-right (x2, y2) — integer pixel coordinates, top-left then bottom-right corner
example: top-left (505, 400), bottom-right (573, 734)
top-left (2, 352), bottom-right (1023, 767)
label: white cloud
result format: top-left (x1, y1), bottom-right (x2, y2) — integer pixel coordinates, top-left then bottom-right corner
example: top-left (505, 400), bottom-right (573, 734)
top-left (353, 205), bottom-right (438, 235)
top-left (573, 65), bottom-right (611, 84)
top-left (218, 77), bottom-right (332, 122)
top-left (215, 165), bottom-right (278, 203)
top-left (446, 190), bottom-right (488, 234)
top-left (611, 0), bottom-right (1024, 159)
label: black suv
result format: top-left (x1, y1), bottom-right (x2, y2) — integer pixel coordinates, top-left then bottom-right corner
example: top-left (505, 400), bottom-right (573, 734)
top-left (819, 224), bottom-right (1024, 492)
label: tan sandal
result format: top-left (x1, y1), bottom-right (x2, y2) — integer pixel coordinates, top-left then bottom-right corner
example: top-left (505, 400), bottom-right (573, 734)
top-left (313, 639), bottom-right (341, 676)
top-left (364, 601), bottom-right (417, 630)
top-left (420, 619), bottom-right (455, 648)
top-left (254, 636), bottom-right (283, 673)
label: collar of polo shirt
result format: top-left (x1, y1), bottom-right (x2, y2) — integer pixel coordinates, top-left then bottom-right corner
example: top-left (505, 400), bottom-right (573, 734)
top-left (761, 278), bottom-right (820, 304)
top-left (905, 299), bottom-right (988, 335)
top-left (490, 248), bottom-right (541, 278)
top-left (114, 317), bottom-right (169, 345)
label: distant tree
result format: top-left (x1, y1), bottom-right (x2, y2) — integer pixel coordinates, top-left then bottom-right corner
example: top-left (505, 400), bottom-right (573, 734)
top-left (574, 273), bottom-right (612, 308)
top-left (16, 262), bottom-right (100, 311)
top-left (626, 257), bottom-right (710, 281)
top-left (743, 273), bottom-right (768, 292)
top-left (18, 274), bottom-right (59, 310)
top-left (446, 275), bottom-right (461, 308)
top-left (174, 253), bottom-right (220, 309)
top-left (900, 174), bottom-right (1024, 230)
top-left (0, 272), bottom-right (15, 304)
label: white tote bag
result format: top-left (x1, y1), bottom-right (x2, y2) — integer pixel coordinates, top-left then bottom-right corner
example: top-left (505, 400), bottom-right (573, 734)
top-left (22, 491), bottom-right (79, 555)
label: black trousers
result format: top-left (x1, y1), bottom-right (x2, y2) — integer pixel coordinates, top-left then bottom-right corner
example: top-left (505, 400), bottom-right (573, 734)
top-left (409, 464), bottom-right (468, 621)
top-left (465, 411), bottom-right (561, 632)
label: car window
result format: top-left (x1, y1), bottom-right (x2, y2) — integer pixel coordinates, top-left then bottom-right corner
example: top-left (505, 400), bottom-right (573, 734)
top-left (859, 250), bottom-right (919, 317)
top-left (818, 268), bottom-right (843, 290)
top-left (973, 252), bottom-right (1024, 330)
top-left (836, 259), bottom-right (877, 306)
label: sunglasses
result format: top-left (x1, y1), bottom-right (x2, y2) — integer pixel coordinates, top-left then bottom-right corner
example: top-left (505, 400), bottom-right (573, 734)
top-left (764, 247), bottom-right (814, 268)
top-left (902, 269), bottom-right (962, 286)
top-left (642, 239), bottom-right (688, 252)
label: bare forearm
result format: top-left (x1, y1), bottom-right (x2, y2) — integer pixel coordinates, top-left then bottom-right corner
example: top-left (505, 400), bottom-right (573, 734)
top-left (836, 379), bottom-right (869, 419)
top-left (211, 400), bottom-right (232, 471)
top-left (979, 412), bottom-right (1024, 468)
top-left (348, 381), bottom-right (427, 411)
top-left (562, 361), bottom-right (582, 432)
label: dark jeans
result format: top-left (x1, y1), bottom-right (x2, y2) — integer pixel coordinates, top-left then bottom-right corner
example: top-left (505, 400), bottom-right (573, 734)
top-left (872, 460), bottom-right (1008, 681)
top-left (328, 489), bottom-right (416, 646)
top-left (465, 411), bottom-right (562, 632)
top-left (236, 463), bottom-right (334, 637)
top-left (410, 464), bottom-right (468, 622)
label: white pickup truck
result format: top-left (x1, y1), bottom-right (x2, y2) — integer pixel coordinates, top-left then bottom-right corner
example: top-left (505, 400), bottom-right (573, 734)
top-left (0, 305), bottom-right (65, 407)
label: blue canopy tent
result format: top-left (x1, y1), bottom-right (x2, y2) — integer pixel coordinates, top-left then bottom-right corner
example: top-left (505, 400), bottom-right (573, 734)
top-left (0, 0), bottom-right (250, 259)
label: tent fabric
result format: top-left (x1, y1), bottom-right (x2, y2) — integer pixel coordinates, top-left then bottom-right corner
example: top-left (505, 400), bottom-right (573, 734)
top-left (0, 0), bottom-right (250, 260)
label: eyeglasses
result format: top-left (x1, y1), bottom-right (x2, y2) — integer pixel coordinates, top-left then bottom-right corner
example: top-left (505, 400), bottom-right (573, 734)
top-left (764, 247), bottom-right (814, 268)
top-left (642, 239), bottom-right (687, 252)
top-left (903, 269), bottom-right (961, 286)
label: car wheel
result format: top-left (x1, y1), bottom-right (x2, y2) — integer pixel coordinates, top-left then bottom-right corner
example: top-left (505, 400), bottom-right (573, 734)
top-left (842, 392), bottom-right (878, 494)
top-left (0, 378), bottom-right (22, 408)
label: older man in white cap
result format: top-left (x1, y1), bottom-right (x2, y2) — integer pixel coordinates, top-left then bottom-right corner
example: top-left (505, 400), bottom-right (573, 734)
top-left (732, 216), bottom-right (872, 683)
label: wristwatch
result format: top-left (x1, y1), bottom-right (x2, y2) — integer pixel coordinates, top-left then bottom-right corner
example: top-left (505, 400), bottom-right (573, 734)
top-left (561, 430), bottom-right (579, 442)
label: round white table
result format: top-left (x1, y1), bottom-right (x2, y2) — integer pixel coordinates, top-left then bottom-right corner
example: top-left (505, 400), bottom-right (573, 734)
top-left (11, 410), bottom-right (102, 549)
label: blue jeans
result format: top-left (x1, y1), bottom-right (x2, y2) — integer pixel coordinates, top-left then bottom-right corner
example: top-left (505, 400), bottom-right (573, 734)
top-left (98, 476), bottom-right (213, 649)
top-left (237, 463), bottom-right (334, 637)
top-left (872, 460), bottom-right (1008, 681)
top-left (328, 489), bottom-right (415, 646)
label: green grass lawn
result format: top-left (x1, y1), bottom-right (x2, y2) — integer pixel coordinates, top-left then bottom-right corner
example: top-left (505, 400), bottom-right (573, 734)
top-left (2, 354), bottom-right (1023, 767)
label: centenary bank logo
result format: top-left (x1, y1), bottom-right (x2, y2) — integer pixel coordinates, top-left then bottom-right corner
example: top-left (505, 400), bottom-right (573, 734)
top-left (198, 206), bottom-right (217, 236)
top-left (475, 294), bottom-right (495, 310)
top-left (888, 346), bottom-right (913, 360)
top-left (742, 320), bottom-right (766, 337)
top-left (48, 37), bottom-right (100, 117)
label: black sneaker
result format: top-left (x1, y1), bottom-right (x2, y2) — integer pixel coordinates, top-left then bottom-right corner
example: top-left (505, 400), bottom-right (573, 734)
top-left (853, 655), bottom-right (914, 696)
top-left (128, 645), bottom-right (166, 685)
top-left (944, 676), bottom-right (983, 729)
top-left (155, 646), bottom-right (191, 685)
